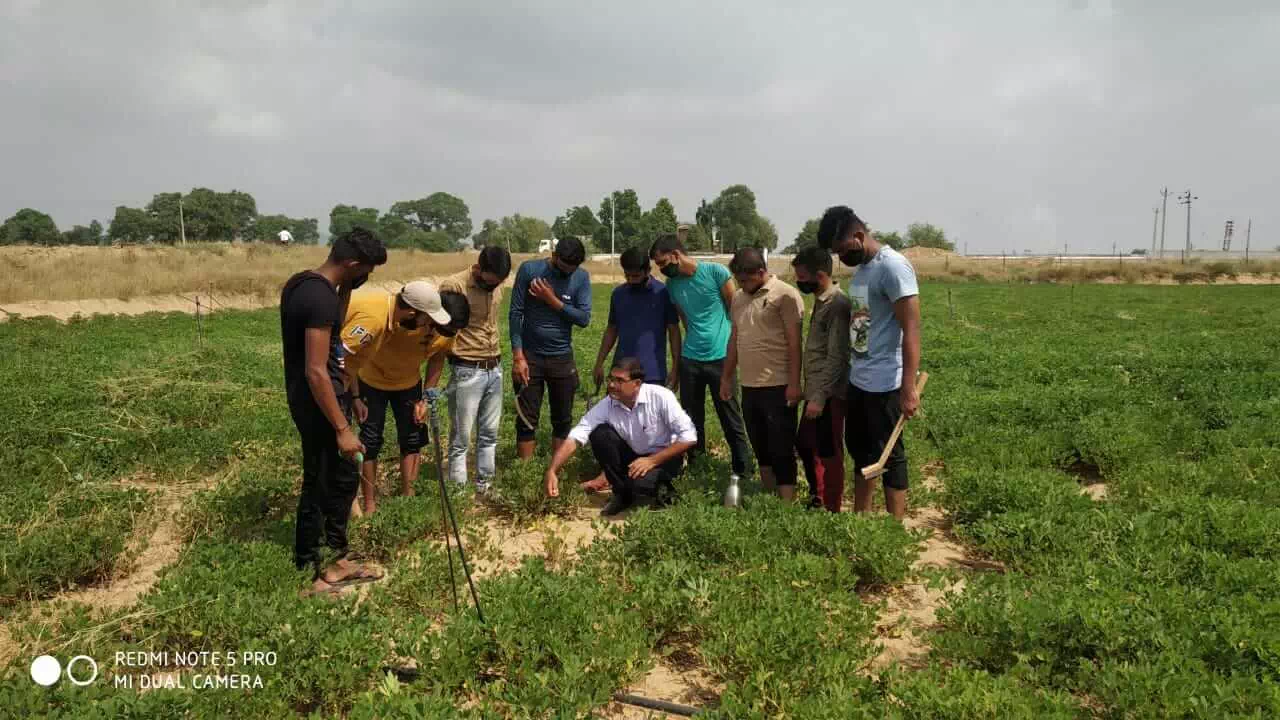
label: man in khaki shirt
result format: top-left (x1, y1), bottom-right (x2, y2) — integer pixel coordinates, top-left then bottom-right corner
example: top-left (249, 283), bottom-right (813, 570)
top-left (720, 247), bottom-right (804, 499)
top-left (437, 246), bottom-right (512, 491)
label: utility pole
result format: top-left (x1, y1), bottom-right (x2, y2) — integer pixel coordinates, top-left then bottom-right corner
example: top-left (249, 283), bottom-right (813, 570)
top-left (1245, 218), bottom-right (1252, 264)
top-left (1150, 206), bottom-right (1159, 258)
top-left (609, 193), bottom-right (616, 262)
top-left (1177, 189), bottom-right (1196, 264)
top-left (1158, 187), bottom-right (1169, 259)
top-left (1222, 220), bottom-right (1234, 252)
top-left (179, 196), bottom-right (187, 246)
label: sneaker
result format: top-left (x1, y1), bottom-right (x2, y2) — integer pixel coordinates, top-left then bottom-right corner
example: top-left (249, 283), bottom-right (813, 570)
top-left (600, 495), bottom-right (632, 517)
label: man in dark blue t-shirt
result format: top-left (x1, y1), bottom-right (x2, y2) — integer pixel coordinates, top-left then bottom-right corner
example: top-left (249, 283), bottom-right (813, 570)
top-left (593, 246), bottom-right (681, 390)
top-left (509, 237), bottom-right (592, 459)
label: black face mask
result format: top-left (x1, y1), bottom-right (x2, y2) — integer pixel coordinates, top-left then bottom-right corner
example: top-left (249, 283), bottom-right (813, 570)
top-left (839, 249), bottom-right (865, 267)
top-left (398, 316), bottom-right (419, 330)
top-left (350, 273), bottom-right (369, 290)
top-left (474, 275), bottom-right (499, 292)
top-left (796, 280), bottom-right (819, 295)
top-left (660, 263), bottom-right (681, 279)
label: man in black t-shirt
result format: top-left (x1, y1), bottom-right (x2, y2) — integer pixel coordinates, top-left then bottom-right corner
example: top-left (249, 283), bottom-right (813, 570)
top-left (280, 228), bottom-right (387, 596)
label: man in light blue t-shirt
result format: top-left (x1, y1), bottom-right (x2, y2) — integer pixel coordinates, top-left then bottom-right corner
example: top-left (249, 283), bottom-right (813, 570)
top-left (818, 206), bottom-right (922, 521)
top-left (649, 233), bottom-right (752, 477)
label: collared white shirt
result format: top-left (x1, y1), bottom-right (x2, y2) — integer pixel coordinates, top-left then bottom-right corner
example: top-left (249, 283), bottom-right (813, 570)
top-left (278, 229), bottom-right (294, 244)
top-left (568, 383), bottom-right (697, 455)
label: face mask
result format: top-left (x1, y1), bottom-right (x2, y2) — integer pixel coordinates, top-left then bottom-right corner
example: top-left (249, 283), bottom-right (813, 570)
top-left (350, 273), bottom-right (369, 290)
top-left (473, 273), bottom-right (498, 292)
top-left (839, 249), bottom-right (865, 267)
top-left (398, 316), bottom-right (419, 330)
top-left (796, 280), bottom-right (819, 295)
top-left (660, 263), bottom-right (680, 279)
top-left (555, 265), bottom-right (575, 279)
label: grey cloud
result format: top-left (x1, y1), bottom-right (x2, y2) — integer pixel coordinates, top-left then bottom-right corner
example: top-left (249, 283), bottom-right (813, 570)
top-left (1, 0), bottom-right (1277, 254)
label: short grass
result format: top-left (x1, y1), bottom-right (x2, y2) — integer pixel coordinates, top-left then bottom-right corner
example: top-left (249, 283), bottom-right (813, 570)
top-left (2, 280), bottom-right (1278, 717)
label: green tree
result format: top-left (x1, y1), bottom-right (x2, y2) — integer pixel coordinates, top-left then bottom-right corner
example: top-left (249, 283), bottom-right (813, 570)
top-left (710, 184), bottom-right (772, 252)
top-left (642, 197), bottom-right (679, 243)
top-left (904, 222), bottom-right (953, 251)
top-left (553, 205), bottom-right (601, 243)
top-left (62, 220), bottom-right (104, 246)
top-left (329, 205), bottom-right (380, 240)
top-left (491, 214), bottom-right (552, 253)
top-left (786, 219), bottom-right (821, 254)
top-left (107, 206), bottom-right (152, 244)
top-left (877, 230), bottom-right (905, 250)
top-left (145, 192), bottom-right (183, 243)
top-left (0, 208), bottom-right (60, 245)
top-left (685, 223), bottom-right (711, 252)
top-left (472, 218), bottom-right (500, 249)
top-left (181, 188), bottom-right (257, 241)
top-left (256, 215), bottom-right (319, 244)
top-left (595, 189), bottom-right (643, 253)
top-left (388, 192), bottom-right (472, 241)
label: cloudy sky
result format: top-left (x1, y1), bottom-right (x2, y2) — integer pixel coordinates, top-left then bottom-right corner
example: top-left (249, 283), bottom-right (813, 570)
top-left (2, 1), bottom-right (1276, 253)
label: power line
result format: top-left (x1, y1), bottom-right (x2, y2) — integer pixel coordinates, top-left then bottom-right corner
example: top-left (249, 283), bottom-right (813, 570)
top-left (1158, 187), bottom-right (1170, 259)
top-left (1177, 189), bottom-right (1197, 264)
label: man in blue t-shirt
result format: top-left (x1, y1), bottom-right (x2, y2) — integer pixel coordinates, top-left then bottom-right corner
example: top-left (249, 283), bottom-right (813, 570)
top-left (509, 237), bottom-right (592, 460)
top-left (817, 206), bottom-right (922, 521)
top-left (649, 233), bottom-right (753, 478)
top-left (593, 246), bottom-right (681, 390)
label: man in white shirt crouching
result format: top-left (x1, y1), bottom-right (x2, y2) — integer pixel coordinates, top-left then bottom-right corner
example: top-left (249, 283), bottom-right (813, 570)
top-left (544, 357), bottom-right (697, 516)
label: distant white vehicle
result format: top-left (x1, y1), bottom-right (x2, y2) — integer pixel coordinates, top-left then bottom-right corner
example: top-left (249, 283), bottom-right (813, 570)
top-left (537, 238), bottom-right (555, 253)
top-left (277, 229), bottom-right (294, 245)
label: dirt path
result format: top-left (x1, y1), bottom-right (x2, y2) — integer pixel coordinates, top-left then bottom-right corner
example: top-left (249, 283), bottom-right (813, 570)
top-left (0, 474), bottom-right (215, 669)
top-left (0, 293), bottom-right (271, 323)
top-left (867, 464), bottom-right (1003, 673)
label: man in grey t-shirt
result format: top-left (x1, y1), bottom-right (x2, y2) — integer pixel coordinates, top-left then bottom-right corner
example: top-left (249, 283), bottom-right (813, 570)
top-left (818, 206), bottom-right (922, 521)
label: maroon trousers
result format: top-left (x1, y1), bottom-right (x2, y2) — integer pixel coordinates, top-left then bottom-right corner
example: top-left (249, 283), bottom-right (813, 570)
top-left (796, 398), bottom-right (846, 512)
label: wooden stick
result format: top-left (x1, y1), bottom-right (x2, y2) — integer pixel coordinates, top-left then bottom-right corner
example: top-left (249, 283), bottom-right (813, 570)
top-left (860, 372), bottom-right (929, 481)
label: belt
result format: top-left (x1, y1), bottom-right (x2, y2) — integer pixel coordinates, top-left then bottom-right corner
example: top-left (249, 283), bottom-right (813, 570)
top-left (449, 355), bottom-right (501, 370)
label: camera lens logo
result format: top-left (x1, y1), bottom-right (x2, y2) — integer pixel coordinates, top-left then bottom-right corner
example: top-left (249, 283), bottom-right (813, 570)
top-left (30, 655), bottom-right (98, 686)
top-left (30, 656), bottom-right (60, 687)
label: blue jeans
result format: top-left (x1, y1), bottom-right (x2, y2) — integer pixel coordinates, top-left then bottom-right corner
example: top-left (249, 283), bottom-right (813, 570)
top-left (446, 363), bottom-right (503, 486)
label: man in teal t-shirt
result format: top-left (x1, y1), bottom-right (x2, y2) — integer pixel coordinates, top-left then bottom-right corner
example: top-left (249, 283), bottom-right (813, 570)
top-left (650, 233), bottom-right (752, 476)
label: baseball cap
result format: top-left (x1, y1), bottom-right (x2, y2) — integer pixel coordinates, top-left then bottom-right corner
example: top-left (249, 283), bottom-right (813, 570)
top-left (400, 281), bottom-right (451, 326)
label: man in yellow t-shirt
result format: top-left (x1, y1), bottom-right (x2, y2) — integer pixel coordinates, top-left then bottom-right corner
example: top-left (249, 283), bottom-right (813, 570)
top-left (340, 282), bottom-right (470, 514)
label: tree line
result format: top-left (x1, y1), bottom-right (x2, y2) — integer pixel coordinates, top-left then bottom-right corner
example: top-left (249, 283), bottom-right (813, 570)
top-left (0, 189), bottom-right (319, 246)
top-left (2, 183), bottom-right (953, 254)
top-left (784, 219), bottom-right (956, 254)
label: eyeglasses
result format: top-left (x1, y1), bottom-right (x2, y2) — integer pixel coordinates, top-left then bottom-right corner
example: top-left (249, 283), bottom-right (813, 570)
top-left (606, 375), bottom-right (637, 385)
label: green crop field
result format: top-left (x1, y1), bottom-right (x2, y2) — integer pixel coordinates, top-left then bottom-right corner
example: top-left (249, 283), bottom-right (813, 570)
top-left (2, 282), bottom-right (1278, 718)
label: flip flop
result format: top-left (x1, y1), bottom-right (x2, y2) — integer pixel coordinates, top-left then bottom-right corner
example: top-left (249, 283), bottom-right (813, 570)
top-left (320, 565), bottom-right (386, 589)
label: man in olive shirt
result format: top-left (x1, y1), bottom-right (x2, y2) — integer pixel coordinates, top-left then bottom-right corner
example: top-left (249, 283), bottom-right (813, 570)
top-left (792, 247), bottom-right (852, 512)
top-left (438, 246), bottom-right (512, 492)
top-left (720, 247), bottom-right (804, 500)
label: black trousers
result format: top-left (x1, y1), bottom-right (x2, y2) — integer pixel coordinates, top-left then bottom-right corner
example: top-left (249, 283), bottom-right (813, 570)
top-left (515, 352), bottom-right (579, 441)
top-left (588, 425), bottom-right (683, 503)
top-left (677, 357), bottom-right (752, 476)
top-left (359, 381), bottom-right (424, 459)
top-left (291, 396), bottom-right (360, 576)
top-left (741, 385), bottom-right (799, 487)
top-left (845, 384), bottom-right (908, 491)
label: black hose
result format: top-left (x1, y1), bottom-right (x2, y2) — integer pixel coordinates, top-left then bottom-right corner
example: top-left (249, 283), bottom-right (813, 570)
top-left (429, 400), bottom-right (485, 624)
top-left (613, 692), bottom-right (701, 717)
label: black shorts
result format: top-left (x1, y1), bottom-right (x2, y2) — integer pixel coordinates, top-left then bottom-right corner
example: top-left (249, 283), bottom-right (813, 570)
top-left (741, 385), bottom-right (798, 486)
top-left (359, 382), bottom-right (424, 459)
top-left (515, 352), bottom-right (579, 441)
top-left (845, 383), bottom-right (908, 491)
